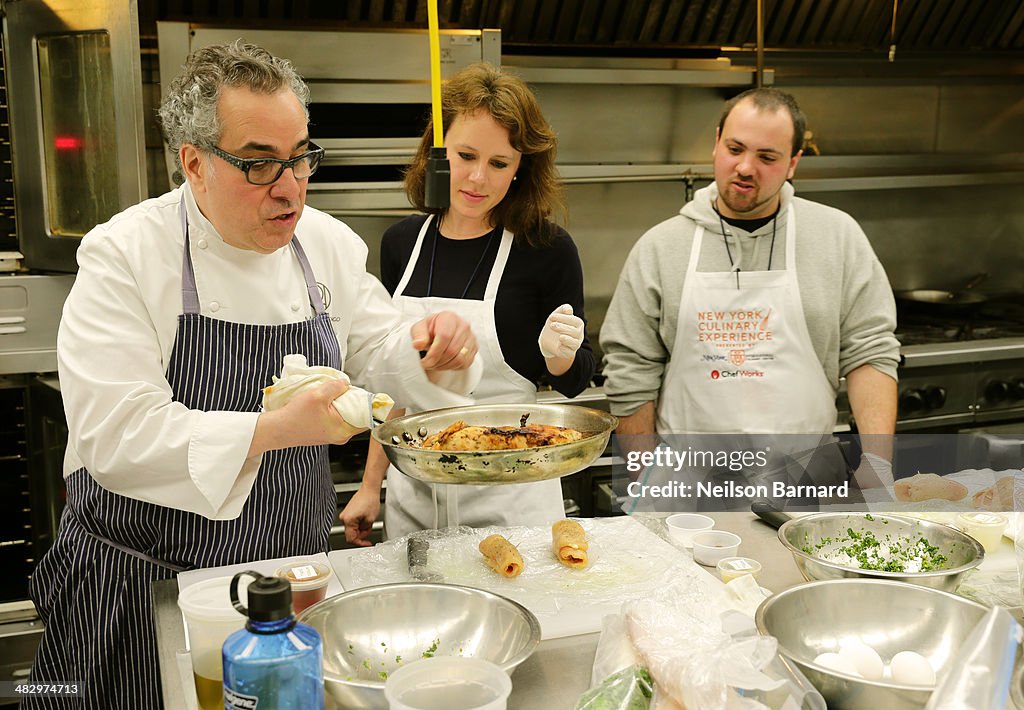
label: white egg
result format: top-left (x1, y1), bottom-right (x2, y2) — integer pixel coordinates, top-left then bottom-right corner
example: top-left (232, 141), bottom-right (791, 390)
top-left (890, 650), bottom-right (936, 686)
top-left (838, 642), bottom-right (885, 681)
top-left (813, 652), bottom-right (861, 677)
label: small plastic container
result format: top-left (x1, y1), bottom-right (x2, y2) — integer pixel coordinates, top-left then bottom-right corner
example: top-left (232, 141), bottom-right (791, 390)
top-left (275, 560), bottom-right (333, 615)
top-left (384, 656), bottom-right (512, 710)
top-left (956, 512), bottom-right (1008, 552)
top-left (177, 576), bottom-right (248, 710)
top-left (665, 513), bottom-right (715, 548)
top-left (691, 530), bottom-right (742, 566)
top-left (716, 556), bottom-right (763, 583)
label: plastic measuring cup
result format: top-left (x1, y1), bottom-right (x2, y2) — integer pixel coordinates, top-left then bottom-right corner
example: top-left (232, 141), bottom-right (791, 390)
top-left (177, 576), bottom-right (247, 710)
top-left (384, 657), bottom-right (512, 710)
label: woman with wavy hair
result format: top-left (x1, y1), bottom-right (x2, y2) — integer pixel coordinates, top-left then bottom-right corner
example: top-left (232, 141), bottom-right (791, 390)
top-left (341, 62), bottom-right (595, 542)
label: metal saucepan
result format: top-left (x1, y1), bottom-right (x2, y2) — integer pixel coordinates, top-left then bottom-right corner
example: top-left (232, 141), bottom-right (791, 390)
top-left (371, 403), bottom-right (618, 485)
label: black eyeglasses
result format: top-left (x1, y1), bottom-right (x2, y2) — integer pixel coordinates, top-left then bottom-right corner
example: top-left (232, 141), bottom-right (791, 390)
top-left (207, 142), bottom-right (325, 185)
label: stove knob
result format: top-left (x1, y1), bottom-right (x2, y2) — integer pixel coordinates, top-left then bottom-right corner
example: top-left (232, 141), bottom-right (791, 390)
top-left (985, 380), bottom-right (1011, 404)
top-left (923, 386), bottom-right (947, 409)
top-left (899, 388), bottom-right (927, 414)
top-left (1012, 379), bottom-right (1024, 401)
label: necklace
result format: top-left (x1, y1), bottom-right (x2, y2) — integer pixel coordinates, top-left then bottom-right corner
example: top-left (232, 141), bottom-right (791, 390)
top-left (426, 217), bottom-right (498, 299)
top-left (713, 199), bottom-right (778, 289)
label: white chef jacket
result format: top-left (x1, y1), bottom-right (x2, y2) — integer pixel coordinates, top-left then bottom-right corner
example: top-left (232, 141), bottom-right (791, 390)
top-left (58, 184), bottom-right (477, 520)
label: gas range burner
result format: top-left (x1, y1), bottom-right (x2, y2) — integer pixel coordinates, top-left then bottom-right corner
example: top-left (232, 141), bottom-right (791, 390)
top-left (896, 299), bottom-right (1024, 346)
top-left (896, 321), bottom-right (1024, 346)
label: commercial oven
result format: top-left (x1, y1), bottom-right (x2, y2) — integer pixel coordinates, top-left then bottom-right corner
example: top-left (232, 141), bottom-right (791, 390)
top-left (1, 0), bottom-right (148, 688)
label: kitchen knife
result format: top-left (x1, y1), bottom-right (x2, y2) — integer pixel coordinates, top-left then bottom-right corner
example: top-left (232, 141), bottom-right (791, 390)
top-left (751, 499), bottom-right (792, 529)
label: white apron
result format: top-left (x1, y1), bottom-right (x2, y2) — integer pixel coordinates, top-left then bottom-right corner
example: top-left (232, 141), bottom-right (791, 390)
top-left (657, 206), bottom-right (837, 436)
top-left (384, 215), bottom-right (565, 539)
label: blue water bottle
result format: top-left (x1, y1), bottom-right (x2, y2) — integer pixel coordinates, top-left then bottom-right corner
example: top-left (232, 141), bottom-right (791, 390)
top-left (222, 570), bottom-right (325, 709)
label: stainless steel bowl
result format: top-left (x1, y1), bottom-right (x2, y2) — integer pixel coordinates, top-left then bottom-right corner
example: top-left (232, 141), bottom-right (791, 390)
top-left (297, 582), bottom-right (541, 710)
top-left (755, 578), bottom-right (989, 709)
top-left (778, 512), bottom-right (984, 591)
top-left (371, 403), bottom-right (618, 485)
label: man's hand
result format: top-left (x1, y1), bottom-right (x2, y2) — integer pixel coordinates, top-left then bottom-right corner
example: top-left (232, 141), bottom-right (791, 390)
top-left (249, 379), bottom-right (361, 457)
top-left (339, 486), bottom-right (380, 547)
top-left (411, 311), bottom-right (477, 371)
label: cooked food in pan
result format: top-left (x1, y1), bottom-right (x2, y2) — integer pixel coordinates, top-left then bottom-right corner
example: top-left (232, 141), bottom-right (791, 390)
top-left (479, 534), bottom-right (524, 578)
top-left (419, 420), bottom-right (584, 451)
top-left (894, 472), bottom-right (967, 503)
top-left (552, 519), bottom-right (588, 569)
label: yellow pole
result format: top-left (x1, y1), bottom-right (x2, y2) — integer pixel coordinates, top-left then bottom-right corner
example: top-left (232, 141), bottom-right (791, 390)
top-left (428, 0), bottom-right (443, 147)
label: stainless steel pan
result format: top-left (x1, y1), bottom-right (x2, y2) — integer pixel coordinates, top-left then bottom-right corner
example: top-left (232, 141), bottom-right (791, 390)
top-left (371, 403), bottom-right (618, 485)
top-left (894, 272), bottom-right (990, 307)
top-left (894, 288), bottom-right (990, 306)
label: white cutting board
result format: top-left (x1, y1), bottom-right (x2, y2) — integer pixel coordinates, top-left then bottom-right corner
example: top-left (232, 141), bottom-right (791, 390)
top-left (327, 516), bottom-right (732, 640)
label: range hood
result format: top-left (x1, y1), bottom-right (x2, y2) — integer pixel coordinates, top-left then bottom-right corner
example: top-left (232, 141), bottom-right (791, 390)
top-left (141, 2), bottom-right (1024, 56)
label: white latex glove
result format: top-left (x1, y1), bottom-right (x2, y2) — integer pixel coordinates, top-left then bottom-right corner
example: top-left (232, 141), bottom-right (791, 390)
top-left (538, 304), bottom-right (585, 359)
top-left (852, 452), bottom-right (894, 490)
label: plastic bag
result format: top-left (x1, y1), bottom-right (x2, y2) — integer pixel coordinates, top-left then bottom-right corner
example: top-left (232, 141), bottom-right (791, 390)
top-left (583, 595), bottom-right (823, 710)
top-left (575, 665), bottom-right (654, 710)
top-left (924, 606), bottom-right (1023, 710)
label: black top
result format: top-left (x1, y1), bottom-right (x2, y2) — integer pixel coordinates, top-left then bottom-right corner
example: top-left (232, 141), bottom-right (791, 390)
top-left (721, 206), bottom-right (780, 233)
top-left (380, 214), bottom-right (596, 398)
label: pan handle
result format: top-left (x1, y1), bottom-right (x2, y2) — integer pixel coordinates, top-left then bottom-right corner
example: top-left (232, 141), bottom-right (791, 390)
top-left (751, 499), bottom-right (792, 529)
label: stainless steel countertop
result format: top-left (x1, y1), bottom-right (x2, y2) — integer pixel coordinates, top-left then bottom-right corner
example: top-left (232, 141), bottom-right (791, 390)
top-left (153, 511), bottom-right (801, 709)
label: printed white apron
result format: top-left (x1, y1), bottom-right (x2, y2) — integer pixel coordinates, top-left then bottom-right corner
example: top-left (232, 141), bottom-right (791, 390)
top-left (657, 206), bottom-right (837, 436)
top-left (384, 216), bottom-right (565, 539)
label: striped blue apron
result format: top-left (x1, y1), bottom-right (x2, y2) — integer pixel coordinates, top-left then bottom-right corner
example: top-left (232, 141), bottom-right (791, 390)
top-left (24, 203), bottom-right (340, 709)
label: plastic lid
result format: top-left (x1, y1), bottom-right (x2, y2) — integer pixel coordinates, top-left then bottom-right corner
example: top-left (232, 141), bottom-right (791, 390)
top-left (958, 512), bottom-right (1007, 526)
top-left (275, 560), bottom-right (333, 591)
top-left (717, 556), bottom-right (762, 573)
top-left (385, 656), bottom-right (511, 710)
top-left (178, 576), bottom-right (245, 622)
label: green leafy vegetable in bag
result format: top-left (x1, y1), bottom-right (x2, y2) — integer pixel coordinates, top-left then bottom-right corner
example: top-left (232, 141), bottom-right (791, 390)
top-left (574, 665), bottom-right (654, 710)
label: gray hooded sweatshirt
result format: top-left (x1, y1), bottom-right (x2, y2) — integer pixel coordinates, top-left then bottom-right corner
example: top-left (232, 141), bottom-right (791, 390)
top-left (600, 181), bottom-right (900, 418)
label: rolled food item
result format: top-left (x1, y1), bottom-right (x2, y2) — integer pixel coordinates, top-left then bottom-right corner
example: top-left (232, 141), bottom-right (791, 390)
top-left (261, 354), bottom-right (394, 429)
top-left (479, 534), bottom-right (523, 578)
top-left (552, 519), bottom-right (588, 569)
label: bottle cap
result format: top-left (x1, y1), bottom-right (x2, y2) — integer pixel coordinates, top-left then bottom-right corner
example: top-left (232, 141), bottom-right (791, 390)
top-left (230, 570), bottom-right (293, 622)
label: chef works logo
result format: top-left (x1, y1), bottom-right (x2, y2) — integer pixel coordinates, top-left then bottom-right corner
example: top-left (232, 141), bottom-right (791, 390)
top-left (710, 368), bottom-right (765, 380)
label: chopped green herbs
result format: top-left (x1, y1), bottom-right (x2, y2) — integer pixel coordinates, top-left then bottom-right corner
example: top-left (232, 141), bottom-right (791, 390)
top-left (802, 527), bottom-right (948, 573)
top-left (422, 638), bottom-right (440, 658)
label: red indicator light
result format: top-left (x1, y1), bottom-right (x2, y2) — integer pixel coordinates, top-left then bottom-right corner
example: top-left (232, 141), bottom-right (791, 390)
top-left (54, 136), bottom-right (83, 150)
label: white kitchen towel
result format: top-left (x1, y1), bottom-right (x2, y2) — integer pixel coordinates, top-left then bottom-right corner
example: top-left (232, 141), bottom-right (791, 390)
top-left (261, 353), bottom-right (394, 429)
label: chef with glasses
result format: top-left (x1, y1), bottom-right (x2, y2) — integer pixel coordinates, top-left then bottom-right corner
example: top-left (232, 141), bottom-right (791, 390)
top-left (25, 41), bottom-right (480, 710)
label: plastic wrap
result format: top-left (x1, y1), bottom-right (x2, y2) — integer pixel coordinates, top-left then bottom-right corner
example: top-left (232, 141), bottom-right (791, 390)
top-left (924, 606), bottom-right (1023, 710)
top-left (348, 518), bottom-right (716, 617)
top-left (582, 590), bottom-right (824, 710)
top-left (856, 468), bottom-right (1022, 513)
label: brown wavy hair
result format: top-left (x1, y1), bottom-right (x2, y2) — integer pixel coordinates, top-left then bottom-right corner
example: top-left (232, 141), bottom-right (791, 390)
top-left (404, 63), bottom-right (565, 247)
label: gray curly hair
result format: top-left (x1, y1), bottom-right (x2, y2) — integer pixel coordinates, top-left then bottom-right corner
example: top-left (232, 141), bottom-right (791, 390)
top-left (158, 41), bottom-right (310, 184)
